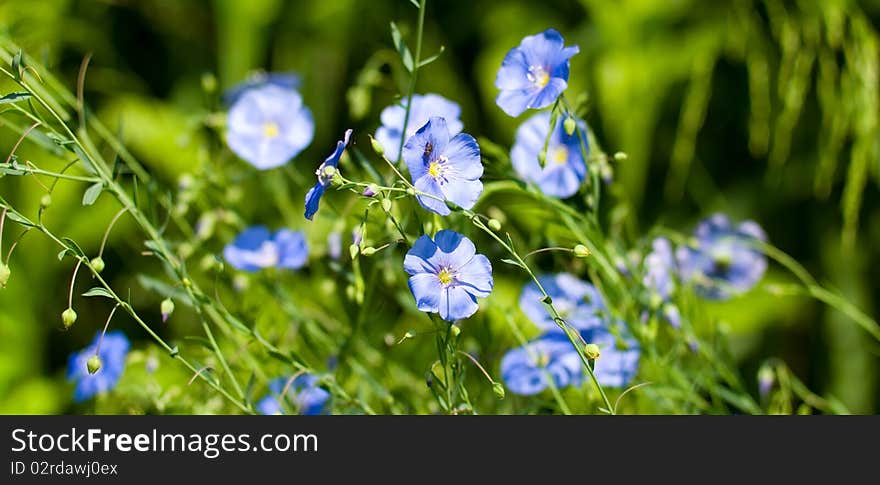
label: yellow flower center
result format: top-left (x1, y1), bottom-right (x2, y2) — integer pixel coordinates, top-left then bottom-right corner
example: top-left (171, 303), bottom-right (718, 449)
top-left (536, 351), bottom-right (551, 368)
top-left (428, 156), bottom-right (447, 179)
top-left (438, 267), bottom-right (454, 286)
top-left (551, 146), bottom-right (569, 165)
top-left (428, 161), bottom-right (442, 178)
top-left (528, 66), bottom-right (550, 88)
top-left (263, 122), bottom-right (280, 138)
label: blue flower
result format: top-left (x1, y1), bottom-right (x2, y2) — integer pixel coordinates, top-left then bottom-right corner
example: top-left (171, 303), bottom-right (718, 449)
top-left (511, 112), bottom-right (588, 198)
top-left (519, 273), bottom-right (604, 332)
top-left (223, 71), bottom-right (302, 106)
top-left (327, 231), bottom-right (342, 260)
top-left (676, 213), bottom-right (767, 300)
top-left (495, 29), bottom-right (579, 117)
top-left (304, 129), bottom-right (352, 220)
top-left (223, 226), bottom-right (308, 272)
top-left (404, 230), bottom-right (493, 321)
top-left (226, 84), bottom-right (314, 170)
top-left (256, 375), bottom-right (330, 415)
top-left (582, 325), bottom-right (641, 388)
top-left (642, 238), bottom-right (681, 328)
top-left (643, 238), bottom-right (675, 301)
top-left (375, 93), bottom-right (463, 156)
top-left (501, 333), bottom-right (584, 396)
top-left (403, 117), bottom-right (483, 216)
top-left (66, 330), bottom-right (130, 402)
top-left (501, 324), bottom-right (640, 396)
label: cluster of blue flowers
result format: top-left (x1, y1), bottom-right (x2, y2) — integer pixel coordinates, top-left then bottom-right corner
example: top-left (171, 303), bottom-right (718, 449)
top-left (502, 274), bottom-right (640, 395)
top-left (641, 213), bottom-right (768, 328)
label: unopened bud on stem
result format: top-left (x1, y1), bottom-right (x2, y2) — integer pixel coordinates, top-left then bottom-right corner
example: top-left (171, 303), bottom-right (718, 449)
top-left (0, 263), bottom-right (10, 288)
top-left (161, 298), bottom-right (175, 322)
top-left (563, 116), bottom-right (576, 136)
top-left (90, 257), bottom-right (105, 274)
top-left (584, 343), bottom-right (601, 360)
top-left (62, 307), bottom-right (77, 329)
top-left (87, 355), bottom-right (102, 374)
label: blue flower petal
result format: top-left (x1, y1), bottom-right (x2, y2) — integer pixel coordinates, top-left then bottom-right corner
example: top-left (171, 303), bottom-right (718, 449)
top-left (375, 94), bottom-right (463, 155)
top-left (408, 273), bottom-right (442, 313)
top-left (274, 229), bottom-right (308, 269)
top-left (439, 285), bottom-right (479, 321)
top-left (303, 184), bottom-right (325, 221)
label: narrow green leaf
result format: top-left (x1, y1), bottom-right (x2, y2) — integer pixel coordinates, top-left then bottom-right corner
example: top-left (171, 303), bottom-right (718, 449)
top-left (11, 50), bottom-right (22, 80)
top-left (61, 237), bottom-right (86, 258)
top-left (408, 0), bottom-right (420, 7)
top-left (500, 258), bottom-right (524, 269)
top-left (418, 46), bottom-right (445, 68)
top-left (0, 92), bottom-right (31, 105)
top-left (72, 145), bottom-right (97, 175)
top-left (82, 287), bottom-right (114, 299)
top-left (390, 22), bottom-right (414, 72)
top-left (58, 249), bottom-right (70, 261)
top-left (4, 210), bottom-right (36, 227)
top-left (82, 182), bottom-right (103, 206)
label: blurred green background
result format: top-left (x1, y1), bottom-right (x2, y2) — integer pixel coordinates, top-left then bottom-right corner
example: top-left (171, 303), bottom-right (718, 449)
top-left (1, 0), bottom-right (879, 414)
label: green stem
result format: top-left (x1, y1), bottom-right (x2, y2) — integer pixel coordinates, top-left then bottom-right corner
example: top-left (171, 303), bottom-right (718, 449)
top-left (395, 0), bottom-right (428, 164)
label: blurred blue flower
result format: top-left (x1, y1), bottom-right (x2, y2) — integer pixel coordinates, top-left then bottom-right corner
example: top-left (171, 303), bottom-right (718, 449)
top-left (495, 29), bottom-right (579, 117)
top-left (643, 238), bottom-right (675, 301)
top-left (501, 333), bottom-right (583, 395)
top-left (304, 129), bottom-right (352, 220)
top-left (223, 226), bottom-right (308, 272)
top-left (511, 112), bottom-right (588, 198)
top-left (676, 213), bottom-right (767, 300)
top-left (643, 238), bottom-right (681, 328)
top-left (67, 330), bottom-right (130, 402)
top-left (226, 84), bottom-right (314, 170)
top-left (375, 93), bottom-right (463, 156)
top-left (403, 117), bottom-right (483, 215)
top-left (327, 231), bottom-right (342, 260)
top-left (582, 325), bottom-right (641, 388)
top-left (519, 273), bottom-right (604, 332)
top-left (256, 375), bottom-right (330, 415)
top-left (222, 71), bottom-right (301, 106)
top-left (404, 230), bottom-right (493, 321)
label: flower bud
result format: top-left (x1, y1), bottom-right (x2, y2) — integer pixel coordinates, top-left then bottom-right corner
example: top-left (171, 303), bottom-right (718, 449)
top-left (487, 219), bottom-right (502, 231)
top-left (0, 263), bottom-right (10, 288)
top-left (349, 244), bottom-right (359, 260)
top-left (613, 151), bottom-right (628, 162)
top-left (321, 165), bottom-right (337, 180)
top-left (405, 187), bottom-right (416, 196)
top-left (87, 355), bottom-right (102, 375)
top-left (584, 343), bottom-right (601, 360)
top-left (758, 365), bottom-right (774, 397)
top-left (361, 246), bottom-right (377, 256)
top-left (62, 307), bottom-right (77, 329)
top-left (363, 184), bottom-right (379, 198)
top-left (573, 244), bottom-right (591, 258)
top-left (40, 194), bottom-right (52, 209)
top-left (492, 382), bottom-right (505, 399)
top-left (90, 256), bottom-right (105, 274)
top-left (538, 149), bottom-right (547, 167)
top-left (161, 298), bottom-right (175, 322)
top-left (563, 116), bottom-right (576, 136)
top-left (381, 198), bottom-right (392, 213)
top-left (201, 72), bottom-right (217, 94)
top-left (369, 136), bottom-right (385, 157)
top-left (450, 325), bottom-right (461, 338)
